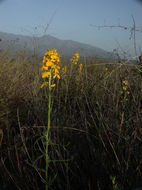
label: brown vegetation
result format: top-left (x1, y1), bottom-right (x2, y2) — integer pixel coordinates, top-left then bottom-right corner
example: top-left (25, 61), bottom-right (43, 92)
top-left (0, 51), bottom-right (142, 190)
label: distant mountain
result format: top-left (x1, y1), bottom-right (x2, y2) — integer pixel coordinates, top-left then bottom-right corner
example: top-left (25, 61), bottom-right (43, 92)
top-left (0, 31), bottom-right (114, 59)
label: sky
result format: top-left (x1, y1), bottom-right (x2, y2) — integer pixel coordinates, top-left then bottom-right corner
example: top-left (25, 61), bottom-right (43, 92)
top-left (0, 0), bottom-right (142, 55)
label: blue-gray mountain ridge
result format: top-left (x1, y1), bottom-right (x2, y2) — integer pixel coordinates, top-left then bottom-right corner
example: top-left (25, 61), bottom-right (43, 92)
top-left (0, 31), bottom-right (114, 58)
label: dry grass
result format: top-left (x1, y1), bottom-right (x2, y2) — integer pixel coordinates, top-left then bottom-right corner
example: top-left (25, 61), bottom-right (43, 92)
top-left (0, 51), bottom-right (142, 190)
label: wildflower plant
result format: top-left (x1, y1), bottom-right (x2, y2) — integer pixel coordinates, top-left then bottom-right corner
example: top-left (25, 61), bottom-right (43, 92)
top-left (119, 79), bottom-right (130, 133)
top-left (70, 52), bottom-right (80, 76)
top-left (64, 53), bottom-right (80, 104)
top-left (121, 79), bottom-right (129, 101)
top-left (41, 49), bottom-right (60, 190)
top-left (41, 49), bottom-right (60, 88)
top-left (70, 52), bottom-right (79, 65)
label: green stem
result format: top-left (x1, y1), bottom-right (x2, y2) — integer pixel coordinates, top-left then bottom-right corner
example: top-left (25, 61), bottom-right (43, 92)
top-left (46, 70), bottom-right (52, 190)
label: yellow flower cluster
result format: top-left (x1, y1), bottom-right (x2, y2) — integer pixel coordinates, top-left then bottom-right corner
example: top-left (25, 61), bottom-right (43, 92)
top-left (120, 79), bottom-right (130, 103)
top-left (41, 49), bottom-right (60, 88)
top-left (70, 52), bottom-right (80, 65)
top-left (122, 80), bottom-right (129, 91)
top-left (121, 79), bottom-right (130, 97)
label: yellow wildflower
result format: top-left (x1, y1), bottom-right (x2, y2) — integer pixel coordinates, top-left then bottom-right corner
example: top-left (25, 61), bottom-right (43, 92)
top-left (122, 86), bottom-right (127, 91)
top-left (122, 80), bottom-right (128, 86)
top-left (41, 72), bottom-right (50, 78)
top-left (70, 52), bottom-right (80, 65)
top-left (122, 80), bottom-right (129, 91)
top-left (74, 53), bottom-right (79, 60)
top-left (40, 81), bottom-right (48, 88)
top-left (41, 49), bottom-right (60, 88)
top-left (121, 79), bottom-right (130, 97)
top-left (51, 84), bottom-right (56, 88)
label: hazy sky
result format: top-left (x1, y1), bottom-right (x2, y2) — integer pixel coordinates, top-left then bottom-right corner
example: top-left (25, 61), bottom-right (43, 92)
top-left (0, 0), bottom-right (142, 55)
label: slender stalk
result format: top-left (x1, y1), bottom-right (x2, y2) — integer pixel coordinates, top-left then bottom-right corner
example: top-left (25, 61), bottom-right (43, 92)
top-left (65, 63), bottom-right (73, 104)
top-left (46, 69), bottom-right (52, 190)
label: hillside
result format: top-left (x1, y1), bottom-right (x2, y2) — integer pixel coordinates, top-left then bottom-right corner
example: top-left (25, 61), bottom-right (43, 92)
top-left (0, 31), bottom-right (114, 59)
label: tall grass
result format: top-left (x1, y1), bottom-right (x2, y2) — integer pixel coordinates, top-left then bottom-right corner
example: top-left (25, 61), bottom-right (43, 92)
top-left (0, 50), bottom-right (142, 190)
